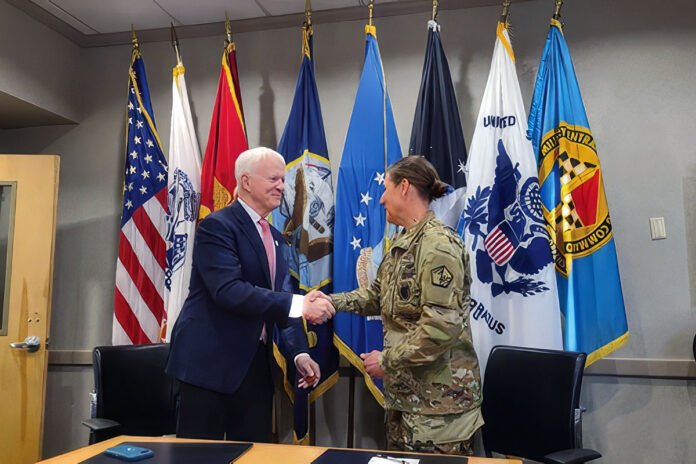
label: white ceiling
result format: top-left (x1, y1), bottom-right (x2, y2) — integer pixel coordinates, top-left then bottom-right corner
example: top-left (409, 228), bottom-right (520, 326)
top-left (30, 0), bottom-right (404, 35)
top-left (8, 0), bottom-right (522, 47)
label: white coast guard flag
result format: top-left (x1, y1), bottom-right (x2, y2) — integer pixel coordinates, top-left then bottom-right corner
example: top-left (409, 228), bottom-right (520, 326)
top-left (164, 62), bottom-right (202, 341)
top-left (457, 22), bottom-right (562, 374)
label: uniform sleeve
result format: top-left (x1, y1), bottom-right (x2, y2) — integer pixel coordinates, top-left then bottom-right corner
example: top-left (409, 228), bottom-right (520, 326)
top-left (330, 274), bottom-right (382, 317)
top-left (380, 240), bottom-right (469, 372)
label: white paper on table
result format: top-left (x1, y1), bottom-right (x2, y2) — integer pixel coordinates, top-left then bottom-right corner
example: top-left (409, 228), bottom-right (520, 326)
top-left (368, 456), bottom-right (420, 464)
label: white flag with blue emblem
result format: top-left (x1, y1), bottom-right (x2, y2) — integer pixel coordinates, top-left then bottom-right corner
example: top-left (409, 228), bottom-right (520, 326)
top-left (164, 62), bottom-right (202, 342)
top-left (458, 22), bottom-right (562, 374)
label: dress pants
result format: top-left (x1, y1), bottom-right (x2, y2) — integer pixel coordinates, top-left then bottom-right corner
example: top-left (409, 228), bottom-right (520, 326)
top-left (175, 341), bottom-right (274, 441)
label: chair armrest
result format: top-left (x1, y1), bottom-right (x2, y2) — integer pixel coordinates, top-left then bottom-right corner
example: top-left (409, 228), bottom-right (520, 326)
top-left (542, 448), bottom-right (602, 464)
top-left (81, 418), bottom-right (120, 432)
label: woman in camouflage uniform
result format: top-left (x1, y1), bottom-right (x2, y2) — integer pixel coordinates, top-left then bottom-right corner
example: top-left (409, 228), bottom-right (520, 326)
top-left (329, 156), bottom-right (483, 455)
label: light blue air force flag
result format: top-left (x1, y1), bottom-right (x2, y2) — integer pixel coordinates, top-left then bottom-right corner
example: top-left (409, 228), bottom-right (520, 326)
top-left (458, 22), bottom-right (562, 375)
top-left (333, 24), bottom-right (402, 404)
top-left (528, 19), bottom-right (628, 365)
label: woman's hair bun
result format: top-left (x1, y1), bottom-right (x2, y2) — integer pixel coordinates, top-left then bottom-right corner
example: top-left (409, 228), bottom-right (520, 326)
top-left (431, 180), bottom-right (450, 200)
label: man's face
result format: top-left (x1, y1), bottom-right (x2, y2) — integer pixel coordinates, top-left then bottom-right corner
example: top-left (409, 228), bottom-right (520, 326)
top-left (244, 155), bottom-right (286, 216)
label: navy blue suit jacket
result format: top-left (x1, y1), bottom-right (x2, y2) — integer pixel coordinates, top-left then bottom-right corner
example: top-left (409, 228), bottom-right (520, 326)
top-left (166, 200), bottom-right (306, 394)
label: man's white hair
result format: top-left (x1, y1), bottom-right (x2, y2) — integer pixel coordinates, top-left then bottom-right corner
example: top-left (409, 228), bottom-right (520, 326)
top-left (234, 147), bottom-right (285, 185)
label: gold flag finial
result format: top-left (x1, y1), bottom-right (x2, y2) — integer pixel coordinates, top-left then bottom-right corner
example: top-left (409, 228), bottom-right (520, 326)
top-left (131, 24), bottom-right (139, 50)
top-left (302, 0), bottom-right (312, 58)
top-left (553, 0), bottom-right (563, 20)
top-left (500, 0), bottom-right (511, 23)
top-left (170, 23), bottom-right (182, 65)
top-left (130, 24), bottom-right (141, 61)
top-left (225, 11), bottom-right (233, 45)
top-left (432, 0), bottom-right (439, 22)
top-left (368, 0), bottom-right (374, 26)
top-left (305, 0), bottom-right (312, 27)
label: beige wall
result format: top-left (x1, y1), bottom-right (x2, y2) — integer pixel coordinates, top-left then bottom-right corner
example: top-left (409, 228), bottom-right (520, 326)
top-left (0, 1), bottom-right (80, 121)
top-left (0, 0), bottom-right (695, 461)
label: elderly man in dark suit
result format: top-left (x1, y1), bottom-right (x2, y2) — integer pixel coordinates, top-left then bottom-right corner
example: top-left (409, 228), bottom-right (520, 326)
top-left (166, 147), bottom-right (334, 442)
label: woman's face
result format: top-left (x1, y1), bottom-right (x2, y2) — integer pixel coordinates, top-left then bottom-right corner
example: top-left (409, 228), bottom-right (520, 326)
top-left (380, 172), bottom-right (403, 226)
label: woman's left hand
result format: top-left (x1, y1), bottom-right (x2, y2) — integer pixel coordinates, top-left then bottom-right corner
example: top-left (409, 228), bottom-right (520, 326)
top-left (360, 350), bottom-right (385, 380)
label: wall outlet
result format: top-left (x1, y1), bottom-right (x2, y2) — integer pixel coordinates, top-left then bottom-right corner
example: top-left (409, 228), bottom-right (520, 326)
top-left (649, 217), bottom-right (666, 240)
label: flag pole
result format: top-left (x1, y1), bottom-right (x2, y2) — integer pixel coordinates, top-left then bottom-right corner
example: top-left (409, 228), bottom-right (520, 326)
top-left (431, 0), bottom-right (439, 22)
top-left (500, 0), bottom-right (511, 24)
top-left (170, 23), bottom-right (182, 65)
top-left (552, 0), bottom-right (563, 20)
top-left (368, 0), bottom-right (374, 26)
top-left (305, 6), bottom-right (318, 448)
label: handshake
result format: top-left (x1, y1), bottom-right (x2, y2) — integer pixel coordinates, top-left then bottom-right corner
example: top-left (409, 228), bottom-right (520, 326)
top-left (301, 290), bottom-right (335, 325)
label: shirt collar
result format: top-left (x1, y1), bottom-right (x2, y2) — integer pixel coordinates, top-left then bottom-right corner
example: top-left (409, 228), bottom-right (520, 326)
top-left (237, 198), bottom-right (264, 225)
top-left (391, 210), bottom-right (435, 250)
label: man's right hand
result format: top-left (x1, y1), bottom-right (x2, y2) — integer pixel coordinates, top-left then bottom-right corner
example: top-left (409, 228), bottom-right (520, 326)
top-left (302, 290), bottom-right (335, 324)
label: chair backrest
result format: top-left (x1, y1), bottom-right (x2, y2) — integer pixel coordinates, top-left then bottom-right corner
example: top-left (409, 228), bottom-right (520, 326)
top-left (481, 345), bottom-right (586, 462)
top-left (93, 344), bottom-right (177, 438)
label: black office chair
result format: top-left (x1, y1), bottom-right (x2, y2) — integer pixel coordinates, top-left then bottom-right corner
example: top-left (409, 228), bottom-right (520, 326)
top-left (82, 344), bottom-right (178, 444)
top-left (480, 345), bottom-right (601, 464)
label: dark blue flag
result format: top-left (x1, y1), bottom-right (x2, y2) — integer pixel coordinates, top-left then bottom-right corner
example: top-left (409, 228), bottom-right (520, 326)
top-left (271, 23), bottom-right (338, 444)
top-left (333, 24), bottom-right (402, 405)
top-left (409, 20), bottom-right (467, 228)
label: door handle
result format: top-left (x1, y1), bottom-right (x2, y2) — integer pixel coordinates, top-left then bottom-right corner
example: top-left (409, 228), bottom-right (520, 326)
top-left (9, 335), bottom-right (41, 353)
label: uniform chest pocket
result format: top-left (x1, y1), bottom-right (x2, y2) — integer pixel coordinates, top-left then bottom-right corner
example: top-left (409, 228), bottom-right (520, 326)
top-left (395, 254), bottom-right (421, 320)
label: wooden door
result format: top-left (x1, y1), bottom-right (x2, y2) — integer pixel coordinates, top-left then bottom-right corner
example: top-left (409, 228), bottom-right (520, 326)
top-left (0, 155), bottom-right (59, 463)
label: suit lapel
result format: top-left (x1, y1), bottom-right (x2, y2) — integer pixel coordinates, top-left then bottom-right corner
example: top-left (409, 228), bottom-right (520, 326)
top-left (271, 228), bottom-right (287, 292)
top-left (230, 201), bottom-right (273, 289)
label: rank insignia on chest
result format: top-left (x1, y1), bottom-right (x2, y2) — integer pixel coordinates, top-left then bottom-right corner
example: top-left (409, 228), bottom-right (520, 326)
top-left (431, 265), bottom-right (453, 288)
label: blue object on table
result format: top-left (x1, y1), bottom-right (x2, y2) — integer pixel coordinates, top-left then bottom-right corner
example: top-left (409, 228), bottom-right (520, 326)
top-left (104, 445), bottom-right (154, 462)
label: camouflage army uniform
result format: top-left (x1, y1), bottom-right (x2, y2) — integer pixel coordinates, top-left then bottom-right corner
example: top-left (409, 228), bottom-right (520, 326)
top-left (331, 211), bottom-right (483, 454)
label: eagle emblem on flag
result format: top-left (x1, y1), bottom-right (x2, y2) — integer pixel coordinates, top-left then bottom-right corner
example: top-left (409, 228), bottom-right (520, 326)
top-left (462, 139), bottom-right (553, 297)
top-left (165, 167), bottom-right (200, 291)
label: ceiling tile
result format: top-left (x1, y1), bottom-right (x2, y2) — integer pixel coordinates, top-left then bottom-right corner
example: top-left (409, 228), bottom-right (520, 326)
top-left (31, 0), bottom-right (97, 34)
top-left (156, 0), bottom-right (266, 26)
top-left (47, 0), bottom-right (178, 34)
top-left (259, 0), bottom-right (402, 16)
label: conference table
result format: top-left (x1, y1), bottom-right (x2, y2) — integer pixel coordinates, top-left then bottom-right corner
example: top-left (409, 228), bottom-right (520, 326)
top-left (37, 436), bottom-right (522, 464)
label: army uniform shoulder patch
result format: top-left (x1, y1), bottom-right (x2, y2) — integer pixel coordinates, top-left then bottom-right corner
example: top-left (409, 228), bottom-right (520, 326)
top-left (431, 265), bottom-right (453, 288)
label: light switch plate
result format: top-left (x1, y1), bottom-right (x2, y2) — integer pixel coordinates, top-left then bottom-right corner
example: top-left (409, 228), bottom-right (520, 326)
top-left (649, 217), bottom-right (666, 240)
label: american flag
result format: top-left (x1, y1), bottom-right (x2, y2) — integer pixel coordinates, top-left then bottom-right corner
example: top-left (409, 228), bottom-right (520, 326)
top-left (113, 48), bottom-right (169, 345)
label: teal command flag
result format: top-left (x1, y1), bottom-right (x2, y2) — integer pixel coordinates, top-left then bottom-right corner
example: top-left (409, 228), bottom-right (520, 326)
top-left (333, 24), bottom-right (402, 405)
top-left (527, 19), bottom-right (628, 365)
top-left (271, 24), bottom-right (338, 444)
